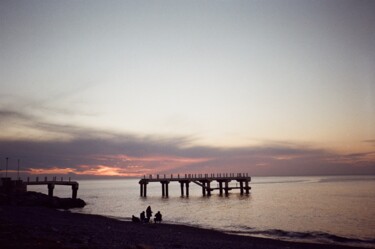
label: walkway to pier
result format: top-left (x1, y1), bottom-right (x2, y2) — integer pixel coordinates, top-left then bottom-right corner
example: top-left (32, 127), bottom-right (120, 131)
top-left (26, 176), bottom-right (79, 199)
top-left (139, 173), bottom-right (251, 197)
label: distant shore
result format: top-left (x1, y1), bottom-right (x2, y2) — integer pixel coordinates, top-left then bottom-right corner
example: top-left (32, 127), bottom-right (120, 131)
top-left (0, 205), bottom-right (366, 249)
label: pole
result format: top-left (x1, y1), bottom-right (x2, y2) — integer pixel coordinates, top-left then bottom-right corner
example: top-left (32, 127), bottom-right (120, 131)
top-left (6, 157), bottom-right (8, 177)
top-left (17, 159), bottom-right (20, 180)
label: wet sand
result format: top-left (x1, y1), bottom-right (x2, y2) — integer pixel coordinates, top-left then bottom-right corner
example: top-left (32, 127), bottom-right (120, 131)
top-left (0, 206), bottom-right (364, 249)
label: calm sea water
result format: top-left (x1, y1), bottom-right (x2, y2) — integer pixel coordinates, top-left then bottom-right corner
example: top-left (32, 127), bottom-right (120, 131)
top-left (28, 175), bottom-right (375, 248)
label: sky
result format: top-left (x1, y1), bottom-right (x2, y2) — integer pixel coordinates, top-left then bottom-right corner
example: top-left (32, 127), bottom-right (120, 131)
top-left (1, 0), bottom-right (374, 178)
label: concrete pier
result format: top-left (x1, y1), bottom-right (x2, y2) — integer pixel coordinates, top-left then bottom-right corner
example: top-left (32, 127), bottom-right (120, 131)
top-left (26, 178), bottom-right (79, 199)
top-left (139, 173), bottom-right (251, 197)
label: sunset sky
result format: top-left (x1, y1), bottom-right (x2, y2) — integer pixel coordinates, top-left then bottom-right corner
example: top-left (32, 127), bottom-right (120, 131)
top-left (1, 0), bottom-right (374, 178)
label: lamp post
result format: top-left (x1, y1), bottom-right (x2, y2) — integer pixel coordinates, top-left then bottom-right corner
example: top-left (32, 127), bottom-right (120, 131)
top-left (18, 159), bottom-right (20, 180)
top-left (6, 157), bottom-right (9, 177)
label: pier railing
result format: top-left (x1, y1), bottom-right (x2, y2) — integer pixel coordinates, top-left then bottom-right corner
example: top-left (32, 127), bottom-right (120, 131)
top-left (143, 172), bottom-right (250, 180)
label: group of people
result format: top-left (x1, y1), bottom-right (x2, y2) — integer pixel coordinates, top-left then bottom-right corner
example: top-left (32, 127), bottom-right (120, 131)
top-left (132, 205), bottom-right (162, 224)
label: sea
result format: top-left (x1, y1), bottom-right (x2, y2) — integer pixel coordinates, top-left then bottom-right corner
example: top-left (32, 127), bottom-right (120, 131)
top-left (27, 175), bottom-right (375, 248)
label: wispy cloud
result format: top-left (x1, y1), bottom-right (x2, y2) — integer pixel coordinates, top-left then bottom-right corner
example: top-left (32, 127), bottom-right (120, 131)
top-left (363, 140), bottom-right (375, 147)
top-left (0, 109), bottom-right (31, 120)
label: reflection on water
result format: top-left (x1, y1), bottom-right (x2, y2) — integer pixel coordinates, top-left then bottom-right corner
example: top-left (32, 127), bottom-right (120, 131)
top-left (28, 175), bottom-right (375, 247)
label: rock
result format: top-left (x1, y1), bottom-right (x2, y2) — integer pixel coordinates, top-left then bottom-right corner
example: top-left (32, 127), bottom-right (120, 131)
top-left (51, 196), bottom-right (86, 209)
top-left (0, 191), bottom-right (86, 209)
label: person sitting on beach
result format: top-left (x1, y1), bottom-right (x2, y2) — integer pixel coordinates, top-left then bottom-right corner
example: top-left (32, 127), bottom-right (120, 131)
top-left (140, 211), bottom-right (146, 222)
top-left (132, 215), bottom-right (140, 223)
top-left (146, 206), bottom-right (152, 220)
top-left (154, 211), bottom-right (162, 223)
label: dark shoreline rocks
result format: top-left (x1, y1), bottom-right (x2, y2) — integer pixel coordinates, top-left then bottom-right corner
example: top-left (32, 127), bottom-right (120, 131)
top-left (0, 191), bottom-right (86, 209)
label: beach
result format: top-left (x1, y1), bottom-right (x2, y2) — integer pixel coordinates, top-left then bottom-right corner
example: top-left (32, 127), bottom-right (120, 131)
top-left (0, 205), bottom-right (365, 249)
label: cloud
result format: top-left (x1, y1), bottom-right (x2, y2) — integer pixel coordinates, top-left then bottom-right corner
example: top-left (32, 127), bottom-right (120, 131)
top-left (1, 107), bottom-right (374, 179)
top-left (0, 93), bottom-right (97, 141)
top-left (0, 109), bottom-right (31, 120)
top-left (363, 140), bottom-right (375, 147)
top-left (1, 132), bottom-right (374, 179)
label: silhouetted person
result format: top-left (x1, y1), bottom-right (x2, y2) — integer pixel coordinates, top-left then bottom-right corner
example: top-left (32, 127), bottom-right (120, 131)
top-left (140, 211), bottom-right (146, 222)
top-left (132, 215), bottom-right (140, 223)
top-left (146, 206), bottom-right (152, 220)
top-left (154, 211), bottom-right (162, 223)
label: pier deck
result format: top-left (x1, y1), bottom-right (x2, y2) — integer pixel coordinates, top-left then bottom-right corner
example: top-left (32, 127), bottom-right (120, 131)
top-left (139, 173), bottom-right (251, 197)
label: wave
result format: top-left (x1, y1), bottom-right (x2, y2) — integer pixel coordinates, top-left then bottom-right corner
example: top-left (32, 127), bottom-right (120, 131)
top-left (226, 228), bottom-right (375, 247)
top-left (318, 176), bottom-right (375, 183)
top-left (251, 179), bottom-right (308, 185)
top-left (251, 176), bottom-right (375, 185)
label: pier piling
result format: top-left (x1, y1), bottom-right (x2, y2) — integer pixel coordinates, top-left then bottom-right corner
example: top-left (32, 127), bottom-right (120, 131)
top-left (160, 181), bottom-right (169, 197)
top-left (179, 180), bottom-right (190, 197)
top-left (218, 181), bottom-right (223, 195)
top-left (48, 183), bottom-right (54, 197)
top-left (180, 182), bottom-right (184, 196)
top-left (225, 181), bottom-right (229, 196)
top-left (72, 184), bottom-right (79, 199)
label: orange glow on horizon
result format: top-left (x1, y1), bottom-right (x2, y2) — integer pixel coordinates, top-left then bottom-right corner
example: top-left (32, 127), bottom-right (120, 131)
top-left (22, 154), bottom-right (212, 177)
top-left (29, 167), bottom-right (76, 175)
top-left (90, 154), bottom-right (212, 175)
top-left (26, 165), bottom-right (145, 177)
top-left (76, 165), bottom-right (141, 177)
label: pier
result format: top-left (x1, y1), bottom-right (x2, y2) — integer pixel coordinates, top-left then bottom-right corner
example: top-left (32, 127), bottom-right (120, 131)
top-left (139, 173), bottom-right (251, 197)
top-left (26, 177), bottom-right (79, 199)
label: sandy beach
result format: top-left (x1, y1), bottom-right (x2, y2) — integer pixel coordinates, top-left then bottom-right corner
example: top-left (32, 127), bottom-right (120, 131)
top-left (0, 205), bottom-right (366, 249)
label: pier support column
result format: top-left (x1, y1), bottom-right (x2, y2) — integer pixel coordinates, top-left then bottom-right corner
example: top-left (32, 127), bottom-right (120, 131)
top-left (240, 181), bottom-right (244, 195)
top-left (180, 182), bottom-right (184, 196)
top-left (180, 181), bottom-right (190, 197)
top-left (224, 181), bottom-right (229, 196)
top-left (218, 181), bottom-right (223, 195)
top-left (161, 181), bottom-right (169, 197)
top-left (165, 182), bottom-right (169, 197)
top-left (139, 180), bottom-right (148, 197)
top-left (245, 181), bottom-right (250, 194)
top-left (202, 182), bottom-right (206, 196)
top-left (143, 183), bottom-right (148, 197)
top-left (48, 183), bottom-right (54, 197)
top-left (207, 181), bottom-right (211, 196)
top-left (72, 184), bottom-right (78, 199)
